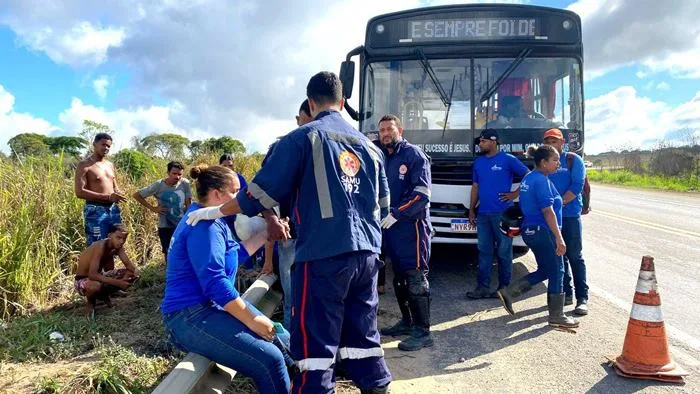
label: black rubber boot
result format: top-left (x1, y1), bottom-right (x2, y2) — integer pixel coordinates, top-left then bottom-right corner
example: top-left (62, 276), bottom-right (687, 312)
top-left (380, 319), bottom-right (413, 337)
top-left (380, 275), bottom-right (413, 336)
top-left (360, 385), bottom-right (389, 394)
top-left (548, 293), bottom-right (579, 328)
top-left (496, 277), bottom-right (532, 315)
top-left (399, 295), bottom-right (434, 351)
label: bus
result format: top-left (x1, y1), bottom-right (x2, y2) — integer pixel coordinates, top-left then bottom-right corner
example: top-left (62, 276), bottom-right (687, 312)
top-left (339, 4), bottom-right (584, 247)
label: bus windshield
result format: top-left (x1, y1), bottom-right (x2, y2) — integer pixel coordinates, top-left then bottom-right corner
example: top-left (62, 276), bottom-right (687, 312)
top-left (361, 56), bottom-right (583, 155)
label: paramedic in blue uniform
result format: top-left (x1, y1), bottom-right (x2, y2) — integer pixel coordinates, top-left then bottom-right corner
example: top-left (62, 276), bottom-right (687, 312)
top-left (185, 71), bottom-right (392, 394)
top-left (467, 129), bottom-right (529, 299)
top-left (374, 114), bottom-right (434, 352)
top-left (543, 128), bottom-right (589, 316)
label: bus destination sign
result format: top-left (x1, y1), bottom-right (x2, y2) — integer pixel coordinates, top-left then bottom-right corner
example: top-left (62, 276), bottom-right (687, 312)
top-left (407, 18), bottom-right (538, 42)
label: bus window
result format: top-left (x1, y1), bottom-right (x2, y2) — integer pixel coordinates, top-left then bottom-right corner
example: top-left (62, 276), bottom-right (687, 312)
top-left (475, 57), bottom-right (580, 132)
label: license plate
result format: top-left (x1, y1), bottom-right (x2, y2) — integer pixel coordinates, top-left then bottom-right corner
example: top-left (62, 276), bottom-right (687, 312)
top-left (450, 219), bottom-right (474, 233)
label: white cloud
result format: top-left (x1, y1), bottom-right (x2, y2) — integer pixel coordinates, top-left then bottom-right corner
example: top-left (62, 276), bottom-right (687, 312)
top-left (92, 75), bottom-right (110, 100)
top-left (0, 85), bottom-right (59, 151)
top-left (56, 98), bottom-right (209, 152)
top-left (0, 0), bottom-right (528, 153)
top-left (584, 87), bottom-right (700, 153)
top-left (6, 21), bottom-right (125, 66)
top-left (656, 82), bottom-right (670, 91)
top-left (568, 0), bottom-right (700, 79)
top-left (0, 83), bottom-right (219, 155)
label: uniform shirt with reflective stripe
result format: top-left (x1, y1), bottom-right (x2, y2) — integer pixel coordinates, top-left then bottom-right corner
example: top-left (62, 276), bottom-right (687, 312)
top-left (237, 110), bottom-right (390, 262)
top-left (376, 139), bottom-right (431, 221)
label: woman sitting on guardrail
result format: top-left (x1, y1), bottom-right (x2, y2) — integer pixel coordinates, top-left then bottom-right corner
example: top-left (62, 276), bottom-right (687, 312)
top-left (160, 164), bottom-right (291, 394)
top-left (496, 145), bottom-right (579, 329)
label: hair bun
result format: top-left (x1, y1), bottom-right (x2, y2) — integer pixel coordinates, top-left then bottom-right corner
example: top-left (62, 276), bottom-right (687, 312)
top-left (190, 165), bottom-right (207, 179)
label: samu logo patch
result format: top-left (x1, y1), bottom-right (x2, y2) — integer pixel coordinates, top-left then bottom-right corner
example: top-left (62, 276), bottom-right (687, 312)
top-left (399, 164), bottom-right (408, 180)
top-left (339, 151), bottom-right (360, 177)
top-left (339, 150), bottom-right (361, 194)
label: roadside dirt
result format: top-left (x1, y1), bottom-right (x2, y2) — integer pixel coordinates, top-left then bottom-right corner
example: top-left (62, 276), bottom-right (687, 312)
top-left (376, 247), bottom-right (700, 393)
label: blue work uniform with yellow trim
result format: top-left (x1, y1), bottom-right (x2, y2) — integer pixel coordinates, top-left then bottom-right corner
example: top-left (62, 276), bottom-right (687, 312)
top-left (237, 110), bottom-right (392, 393)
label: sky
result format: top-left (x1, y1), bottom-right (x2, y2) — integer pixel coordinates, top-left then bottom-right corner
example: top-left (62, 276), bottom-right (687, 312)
top-left (0, 0), bottom-right (699, 155)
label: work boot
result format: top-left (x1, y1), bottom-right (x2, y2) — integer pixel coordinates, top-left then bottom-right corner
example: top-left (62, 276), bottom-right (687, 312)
top-left (547, 293), bottom-right (579, 328)
top-left (496, 278), bottom-right (532, 316)
top-left (398, 327), bottom-right (434, 351)
top-left (380, 319), bottom-right (413, 337)
top-left (399, 294), bottom-right (433, 351)
top-left (466, 286), bottom-right (492, 299)
top-left (360, 385), bottom-right (389, 394)
top-left (565, 295), bottom-right (574, 306)
top-left (574, 299), bottom-right (589, 316)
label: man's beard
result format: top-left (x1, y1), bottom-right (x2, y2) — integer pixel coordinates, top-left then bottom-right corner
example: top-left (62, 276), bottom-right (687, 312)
top-left (382, 137), bottom-right (399, 150)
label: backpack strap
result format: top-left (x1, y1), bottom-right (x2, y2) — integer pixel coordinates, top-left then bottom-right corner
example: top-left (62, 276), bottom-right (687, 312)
top-left (566, 152), bottom-right (575, 171)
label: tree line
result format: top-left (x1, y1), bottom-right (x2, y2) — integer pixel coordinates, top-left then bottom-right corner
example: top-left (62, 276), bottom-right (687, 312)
top-left (7, 119), bottom-right (248, 161)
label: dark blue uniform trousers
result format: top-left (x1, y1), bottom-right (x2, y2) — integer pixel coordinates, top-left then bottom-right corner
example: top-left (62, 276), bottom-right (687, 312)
top-left (290, 251), bottom-right (392, 393)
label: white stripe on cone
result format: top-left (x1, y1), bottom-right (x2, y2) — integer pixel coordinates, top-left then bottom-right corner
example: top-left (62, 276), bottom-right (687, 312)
top-left (635, 271), bottom-right (659, 294)
top-left (630, 303), bottom-right (664, 323)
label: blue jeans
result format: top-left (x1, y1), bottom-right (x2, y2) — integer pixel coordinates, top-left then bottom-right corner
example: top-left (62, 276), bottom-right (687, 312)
top-left (84, 203), bottom-right (122, 246)
top-left (163, 301), bottom-right (291, 394)
top-left (562, 216), bottom-right (588, 301)
top-left (476, 213), bottom-right (513, 289)
top-left (521, 225), bottom-right (564, 294)
top-left (277, 239), bottom-right (296, 330)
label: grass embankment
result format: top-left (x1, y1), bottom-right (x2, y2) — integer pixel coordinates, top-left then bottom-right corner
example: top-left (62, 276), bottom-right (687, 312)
top-left (588, 169), bottom-right (700, 192)
top-left (0, 262), bottom-right (179, 393)
top-left (0, 155), bottom-right (163, 319)
top-left (0, 152), bottom-right (266, 393)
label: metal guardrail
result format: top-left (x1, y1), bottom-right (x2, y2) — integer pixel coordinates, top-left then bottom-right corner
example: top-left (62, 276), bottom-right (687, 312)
top-left (152, 273), bottom-right (283, 394)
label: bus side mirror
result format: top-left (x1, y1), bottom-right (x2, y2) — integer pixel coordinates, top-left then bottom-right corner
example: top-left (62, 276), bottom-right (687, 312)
top-left (339, 61), bottom-right (355, 99)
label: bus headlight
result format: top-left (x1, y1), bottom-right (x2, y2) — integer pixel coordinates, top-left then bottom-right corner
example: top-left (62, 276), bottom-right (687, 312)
top-left (376, 24), bottom-right (385, 34)
top-left (562, 20), bottom-right (572, 30)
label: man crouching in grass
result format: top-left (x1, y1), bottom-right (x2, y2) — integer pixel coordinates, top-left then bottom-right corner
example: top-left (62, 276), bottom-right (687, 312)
top-left (74, 223), bottom-right (140, 318)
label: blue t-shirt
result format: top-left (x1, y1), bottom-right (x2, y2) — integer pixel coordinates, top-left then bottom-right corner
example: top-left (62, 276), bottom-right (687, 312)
top-left (161, 203), bottom-right (241, 314)
top-left (519, 170), bottom-right (562, 228)
top-left (548, 152), bottom-right (585, 217)
top-left (473, 152), bottom-right (529, 214)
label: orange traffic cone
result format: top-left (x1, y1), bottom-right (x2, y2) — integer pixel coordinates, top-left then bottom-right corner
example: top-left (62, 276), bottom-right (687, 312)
top-left (611, 256), bottom-right (688, 383)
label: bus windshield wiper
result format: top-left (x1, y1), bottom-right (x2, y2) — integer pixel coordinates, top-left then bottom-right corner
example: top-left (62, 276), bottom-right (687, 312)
top-left (442, 75), bottom-right (456, 137)
top-left (416, 48), bottom-right (451, 107)
top-left (479, 48), bottom-right (532, 103)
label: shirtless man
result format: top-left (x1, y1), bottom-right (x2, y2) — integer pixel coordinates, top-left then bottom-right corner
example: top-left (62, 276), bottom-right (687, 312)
top-left (74, 133), bottom-right (127, 245)
top-left (74, 224), bottom-right (140, 318)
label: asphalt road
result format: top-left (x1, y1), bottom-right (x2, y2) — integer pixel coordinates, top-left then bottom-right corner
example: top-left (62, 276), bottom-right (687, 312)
top-left (583, 184), bottom-right (700, 347)
top-left (374, 183), bottom-right (700, 393)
